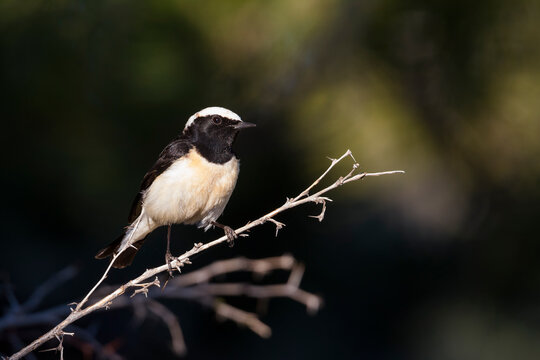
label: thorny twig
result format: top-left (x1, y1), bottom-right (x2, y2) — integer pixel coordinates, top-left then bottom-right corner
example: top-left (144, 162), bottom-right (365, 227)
top-left (1, 256), bottom-right (317, 358)
top-left (5, 150), bottom-right (404, 359)
top-left (130, 277), bottom-right (161, 298)
top-left (38, 331), bottom-right (73, 360)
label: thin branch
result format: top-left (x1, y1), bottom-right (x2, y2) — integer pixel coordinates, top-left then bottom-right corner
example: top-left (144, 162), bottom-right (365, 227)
top-left (168, 255), bottom-right (296, 288)
top-left (1, 256), bottom-right (316, 358)
top-left (6, 150), bottom-right (403, 360)
top-left (130, 277), bottom-right (161, 298)
top-left (292, 149), bottom-right (356, 201)
top-left (267, 218), bottom-right (286, 237)
top-left (38, 331), bottom-right (73, 360)
top-left (146, 300), bottom-right (186, 356)
top-left (172, 281), bottom-right (322, 311)
top-left (211, 300), bottom-right (272, 338)
top-left (74, 253), bottom-right (119, 312)
top-left (309, 198), bottom-right (328, 222)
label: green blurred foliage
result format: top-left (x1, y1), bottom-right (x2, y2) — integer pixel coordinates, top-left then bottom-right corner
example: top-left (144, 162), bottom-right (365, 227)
top-left (1, 0), bottom-right (540, 359)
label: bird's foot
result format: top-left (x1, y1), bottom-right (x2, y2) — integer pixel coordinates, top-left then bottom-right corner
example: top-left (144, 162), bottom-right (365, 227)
top-left (212, 221), bottom-right (238, 247)
top-left (224, 226), bottom-right (238, 247)
top-left (165, 251), bottom-right (175, 278)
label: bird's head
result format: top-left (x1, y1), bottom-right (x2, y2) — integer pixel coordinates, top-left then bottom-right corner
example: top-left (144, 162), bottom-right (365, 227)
top-left (183, 107), bottom-right (255, 149)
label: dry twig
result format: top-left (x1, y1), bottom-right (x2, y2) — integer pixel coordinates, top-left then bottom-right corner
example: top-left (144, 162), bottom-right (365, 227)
top-left (5, 150), bottom-right (403, 359)
top-left (1, 256), bottom-right (316, 358)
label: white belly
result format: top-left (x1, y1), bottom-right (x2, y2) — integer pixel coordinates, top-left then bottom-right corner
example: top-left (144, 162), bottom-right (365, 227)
top-left (142, 149), bottom-right (239, 229)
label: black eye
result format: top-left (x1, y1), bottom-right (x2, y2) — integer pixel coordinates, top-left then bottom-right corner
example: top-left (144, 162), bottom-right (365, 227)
top-left (212, 116), bottom-right (222, 124)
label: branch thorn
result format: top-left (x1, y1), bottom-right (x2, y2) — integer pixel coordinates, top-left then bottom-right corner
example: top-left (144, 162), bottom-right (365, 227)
top-left (267, 218), bottom-right (286, 237)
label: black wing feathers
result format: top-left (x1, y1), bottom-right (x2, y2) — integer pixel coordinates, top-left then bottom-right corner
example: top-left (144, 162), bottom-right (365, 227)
top-left (95, 139), bottom-right (191, 265)
top-left (127, 139), bottom-right (191, 222)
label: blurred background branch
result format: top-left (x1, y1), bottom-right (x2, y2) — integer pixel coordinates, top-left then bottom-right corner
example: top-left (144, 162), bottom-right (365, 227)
top-left (1, 256), bottom-right (319, 359)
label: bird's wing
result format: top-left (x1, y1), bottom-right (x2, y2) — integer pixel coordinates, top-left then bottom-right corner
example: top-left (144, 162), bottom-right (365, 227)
top-left (128, 139), bottom-right (192, 222)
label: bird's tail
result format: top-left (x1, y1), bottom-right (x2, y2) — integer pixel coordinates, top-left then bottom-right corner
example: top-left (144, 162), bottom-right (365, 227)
top-left (95, 213), bottom-right (155, 268)
top-left (95, 234), bottom-right (147, 269)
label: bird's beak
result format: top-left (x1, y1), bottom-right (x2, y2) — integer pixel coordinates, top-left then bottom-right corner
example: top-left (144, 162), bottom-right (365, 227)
top-left (233, 121), bottom-right (256, 130)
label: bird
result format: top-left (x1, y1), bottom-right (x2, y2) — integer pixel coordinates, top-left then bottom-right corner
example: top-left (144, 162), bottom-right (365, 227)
top-left (95, 106), bottom-right (255, 271)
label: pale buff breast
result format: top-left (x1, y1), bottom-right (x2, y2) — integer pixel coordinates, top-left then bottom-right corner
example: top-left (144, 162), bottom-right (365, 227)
top-left (142, 149), bottom-right (240, 227)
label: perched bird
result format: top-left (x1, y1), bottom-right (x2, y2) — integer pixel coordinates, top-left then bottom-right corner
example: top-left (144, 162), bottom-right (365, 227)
top-left (95, 107), bottom-right (255, 270)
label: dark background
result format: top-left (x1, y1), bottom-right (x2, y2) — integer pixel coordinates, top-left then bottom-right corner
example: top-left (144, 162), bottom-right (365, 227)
top-left (2, 0), bottom-right (540, 359)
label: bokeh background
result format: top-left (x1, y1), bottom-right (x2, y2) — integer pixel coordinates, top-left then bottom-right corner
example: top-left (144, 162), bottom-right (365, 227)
top-left (2, 0), bottom-right (540, 359)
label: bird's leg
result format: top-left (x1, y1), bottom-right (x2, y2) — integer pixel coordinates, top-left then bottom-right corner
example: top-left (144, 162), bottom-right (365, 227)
top-left (165, 224), bottom-right (174, 277)
top-left (212, 221), bottom-right (238, 247)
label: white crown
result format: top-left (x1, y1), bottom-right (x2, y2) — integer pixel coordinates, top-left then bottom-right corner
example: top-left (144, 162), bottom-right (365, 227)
top-left (184, 106), bottom-right (242, 130)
